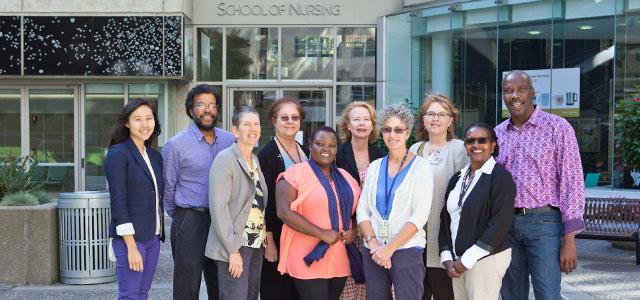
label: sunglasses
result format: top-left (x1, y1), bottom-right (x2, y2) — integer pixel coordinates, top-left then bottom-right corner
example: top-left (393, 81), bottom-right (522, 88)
top-left (464, 137), bottom-right (492, 145)
top-left (278, 115), bottom-right (301, 122)
top-left (381, 127), bottom-right (407, 134)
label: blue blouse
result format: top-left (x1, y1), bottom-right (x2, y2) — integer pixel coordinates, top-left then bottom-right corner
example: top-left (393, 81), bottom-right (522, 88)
top-left (375, 156), bottom-right (416, 220)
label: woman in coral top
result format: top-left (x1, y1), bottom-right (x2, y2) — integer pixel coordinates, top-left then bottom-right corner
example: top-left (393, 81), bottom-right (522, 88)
top-left (276, 126), bottom-right (363, 300)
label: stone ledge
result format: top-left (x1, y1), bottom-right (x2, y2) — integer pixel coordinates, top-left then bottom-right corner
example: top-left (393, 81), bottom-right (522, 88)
top-left (0, 202), bottom-right (59, 284)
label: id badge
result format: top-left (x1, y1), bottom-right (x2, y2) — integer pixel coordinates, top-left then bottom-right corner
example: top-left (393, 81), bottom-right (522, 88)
top-left (378, 221), bottom-right (389, 239)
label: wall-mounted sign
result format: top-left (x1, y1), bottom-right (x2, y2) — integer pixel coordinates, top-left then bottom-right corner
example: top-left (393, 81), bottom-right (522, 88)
top-left (217, 2), bottom-right (342, 17)
top-left (501, 68), bottom-right (581, 118)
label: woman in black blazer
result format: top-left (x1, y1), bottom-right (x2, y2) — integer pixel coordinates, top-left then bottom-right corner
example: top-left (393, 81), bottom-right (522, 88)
top-left (438, 123), bottom-right (515, 300)
top-left (105, 98), bottom-right (164, 300)
top-left (336, 101), bottom-right (386, 186)
top-left (258, 97), bottom-right (308, 300)
top-left (335, 101), bottom-right (385, 299)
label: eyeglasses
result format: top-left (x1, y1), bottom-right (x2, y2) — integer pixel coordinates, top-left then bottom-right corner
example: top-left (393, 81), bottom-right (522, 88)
top-left (464, 137), bottom-right (492, 145)
top-left (424, 112), bottom-right (451, 119)
top-left (381, 127), bottom-right (407, 134)
top-left (194, 103), bottom-right (218, 110)
top-left (278, 115), bottom-right (301, 122)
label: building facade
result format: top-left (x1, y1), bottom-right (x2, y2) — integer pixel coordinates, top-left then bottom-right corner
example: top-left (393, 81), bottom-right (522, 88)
top-left (0, 0), bottom-right (638, 197)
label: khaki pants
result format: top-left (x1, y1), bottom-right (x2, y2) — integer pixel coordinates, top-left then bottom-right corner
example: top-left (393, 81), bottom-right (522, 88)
top-left (452, 248), bottom-right (512, 300)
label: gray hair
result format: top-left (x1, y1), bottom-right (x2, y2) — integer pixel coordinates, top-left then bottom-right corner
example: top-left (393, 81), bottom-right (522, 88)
top-left (378, 103), bottom-right (414, 131)
top-left (232, 106), bottom-right (259, 127)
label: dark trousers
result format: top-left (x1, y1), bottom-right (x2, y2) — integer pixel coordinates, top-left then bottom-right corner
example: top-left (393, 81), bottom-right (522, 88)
top-left (113, 235), bottom-right (161, 300)
top-left (260, 260), bottom-right (300, 300)
top-left (171, 207), bottom-right (218, 300)
top-left (363, 248), bottom-right (426, 300)
top-left (423, 267), bottom-right (454, 300)
top-left (292, 277), bottom-right (347, 300)
top-left (216, 246), bottom-right (264, 300)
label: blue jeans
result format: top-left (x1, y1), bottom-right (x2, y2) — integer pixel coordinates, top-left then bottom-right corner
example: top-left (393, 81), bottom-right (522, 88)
top-left (500, 210), bottom-right (563, 300)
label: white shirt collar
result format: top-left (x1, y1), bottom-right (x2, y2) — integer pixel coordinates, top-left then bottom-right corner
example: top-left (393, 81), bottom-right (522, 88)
top-left (460, 156), bottom-right (497, 176)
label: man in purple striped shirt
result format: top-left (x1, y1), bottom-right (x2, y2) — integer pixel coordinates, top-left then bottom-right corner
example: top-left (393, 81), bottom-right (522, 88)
top-left (163, 84), bottom-right (235, 300)
top-left (497, 71), bottom-right (585, 300)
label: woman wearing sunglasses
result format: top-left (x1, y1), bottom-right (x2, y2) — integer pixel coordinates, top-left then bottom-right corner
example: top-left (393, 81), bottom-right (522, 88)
top-left (409, 94), bottom-right (468, 300)
top-left (257, 97), bottom-right (308, 300)
top-left (356, 104), bottom-right (433, 300)
top-left (438, 123), bottom-right (515, 300)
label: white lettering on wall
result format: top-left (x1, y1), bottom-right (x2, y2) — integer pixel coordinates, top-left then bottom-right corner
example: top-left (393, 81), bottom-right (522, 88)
top-left (217, 2), bottom-right (342, 17)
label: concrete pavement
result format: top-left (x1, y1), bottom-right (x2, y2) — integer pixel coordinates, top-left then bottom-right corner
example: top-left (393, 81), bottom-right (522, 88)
top-left (0, 217), bottom-right (637, 299)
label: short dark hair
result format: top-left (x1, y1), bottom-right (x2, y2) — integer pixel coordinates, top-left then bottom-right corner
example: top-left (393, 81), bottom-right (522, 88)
top-left (185, 84), bottom-right (221, 119)
top-left (109, 98), bottom-right (161, 148)
top-left (464, 122), bottom-right (499, 157)
top-left (308, 126), bottom-right (338, 145)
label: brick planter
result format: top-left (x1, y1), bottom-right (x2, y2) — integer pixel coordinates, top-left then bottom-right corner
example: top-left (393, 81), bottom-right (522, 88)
top-left (0, 202), bottom-right (59, 284)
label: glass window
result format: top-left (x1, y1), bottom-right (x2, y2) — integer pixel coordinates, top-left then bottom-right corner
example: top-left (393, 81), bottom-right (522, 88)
top-left (396, 0), bottom-right (640, 190)
top-left (282, 27), bottom-right (334, 80)
top-left (282, 89), bottom-right (327, 144)
top-left (232, 90), bottom-right (277, 150)
top-left (336, 85), bottom-right (376, 119)
top-left (128, 84), bottom-right (165, 146)
top-left (0, 89), bottom-right (21, 161)
top-left (85, 84), bottom-right (124, 191)
top-left (226, 27), bottom-right (278, 80)
top-left (337, 28), bottom-right (376, 82)
top-left (29, 88), bottom-right (75, 192)
top-left (198, 28), bottom-right (223, 81)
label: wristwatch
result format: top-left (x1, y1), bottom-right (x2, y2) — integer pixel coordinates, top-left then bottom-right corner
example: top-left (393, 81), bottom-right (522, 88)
top-left (366, 235), bottom-right (376, 242)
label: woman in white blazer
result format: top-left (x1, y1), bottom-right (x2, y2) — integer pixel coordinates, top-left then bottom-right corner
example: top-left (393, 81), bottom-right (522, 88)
top-left (356, 104), bottom-right (434, 300)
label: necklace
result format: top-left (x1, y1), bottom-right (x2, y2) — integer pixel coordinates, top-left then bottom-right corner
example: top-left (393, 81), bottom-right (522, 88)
top-left (275, 136), bottom-right (302, 163)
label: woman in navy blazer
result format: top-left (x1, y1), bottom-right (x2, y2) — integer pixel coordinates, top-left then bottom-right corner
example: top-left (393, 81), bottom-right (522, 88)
top-left (105, 98), bottom-right (164, 300)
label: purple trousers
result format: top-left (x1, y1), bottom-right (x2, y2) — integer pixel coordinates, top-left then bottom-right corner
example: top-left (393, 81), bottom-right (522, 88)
top-left (113, 235), bottom-right (161, 300)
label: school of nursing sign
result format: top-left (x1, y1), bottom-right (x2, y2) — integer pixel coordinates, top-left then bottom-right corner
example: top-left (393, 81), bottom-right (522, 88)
top-left (216, 2), bottom-right (342, 16)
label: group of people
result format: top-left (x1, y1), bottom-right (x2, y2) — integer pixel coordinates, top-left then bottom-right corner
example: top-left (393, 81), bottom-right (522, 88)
top-left (105, 70), bottom-right (585, 300)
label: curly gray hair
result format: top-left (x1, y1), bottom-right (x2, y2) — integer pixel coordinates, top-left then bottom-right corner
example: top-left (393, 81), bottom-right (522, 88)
top-left (378, 103), bottom-right (414, 131)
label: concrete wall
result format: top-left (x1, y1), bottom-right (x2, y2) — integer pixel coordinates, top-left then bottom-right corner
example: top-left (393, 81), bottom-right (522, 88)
top-left (0, 0), bottom-right (193, 19)
top-left (193, 0), bottom-right (403, 25)
top-left (0, 202), bottom-right (59, 284)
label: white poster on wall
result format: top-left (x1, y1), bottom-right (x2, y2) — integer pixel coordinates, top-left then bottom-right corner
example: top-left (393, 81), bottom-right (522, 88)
top-left (501, 68), bottom-right (580, 118)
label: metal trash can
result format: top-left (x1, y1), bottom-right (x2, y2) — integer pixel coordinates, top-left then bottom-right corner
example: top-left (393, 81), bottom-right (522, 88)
top-left (58, 191), bottom-right (116, 284)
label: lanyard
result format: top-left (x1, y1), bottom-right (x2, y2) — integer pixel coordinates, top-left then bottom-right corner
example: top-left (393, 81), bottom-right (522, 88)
top-left (458, 167), bottom-right (475, 207)
top-left (383, 151), bottom-right (409, 219)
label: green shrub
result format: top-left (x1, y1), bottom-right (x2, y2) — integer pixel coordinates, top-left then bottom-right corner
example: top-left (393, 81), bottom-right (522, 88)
top-left (0, 191), bottom-right (39, 206)
top-left (31, 190), bottom-right (52, 204)
top-left (0, 156), bottom-right (43, 200)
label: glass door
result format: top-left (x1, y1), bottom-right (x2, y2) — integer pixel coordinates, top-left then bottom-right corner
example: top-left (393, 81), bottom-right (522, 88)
top-left (228, 87), bottom-right (331, 149)
top-left (28, 87), bottom-right (78, 192)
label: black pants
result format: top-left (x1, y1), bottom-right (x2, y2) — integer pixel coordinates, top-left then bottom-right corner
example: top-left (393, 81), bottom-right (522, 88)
top-left (170, 207), bottom-right (219, 300)
top-left (260, 260), bottom-right (300, 300)
top-left (423, 267), bottom-right (454, 300)
top-left (292, 277), bottom-right (347, 300)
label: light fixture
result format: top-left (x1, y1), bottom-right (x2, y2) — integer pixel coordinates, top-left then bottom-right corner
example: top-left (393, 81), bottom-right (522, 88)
top-left (528, 30), bottom-right (541, 35)
top-left (578, 25), bottom-right (593, 30)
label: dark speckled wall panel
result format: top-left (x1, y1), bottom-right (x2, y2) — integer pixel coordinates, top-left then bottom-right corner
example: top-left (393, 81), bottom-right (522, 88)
top-left (24, 16), bottom-right (93, 75)
top-left (0, 16), bottom-right (21, 75)
top-left (21, 16), bottom-right (183, 76)
top-left (93, 17), bottom-right (163, 76)
top-left (163, 16), bottom-right (182, 76)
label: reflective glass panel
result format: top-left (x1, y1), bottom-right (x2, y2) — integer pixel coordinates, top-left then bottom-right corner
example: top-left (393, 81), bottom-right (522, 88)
top-left (226, 28), bottom-right (278, 79)
top-left (0, 89), bottom-right (21, 161)
top-left (335, 85), bottom-right (376, 120)
top-left (282, 28), bottom-right (334, 80)
top-left (337, 28), bottom-right (376, 82)
top-left (282, 90), bottom-right (327, 144)
top-left (198, 28), bottom-right (223, 81)
top-left (85, 84), bottom-right (124, 191)
top-left (29, 89), bottom-right (75, 192)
